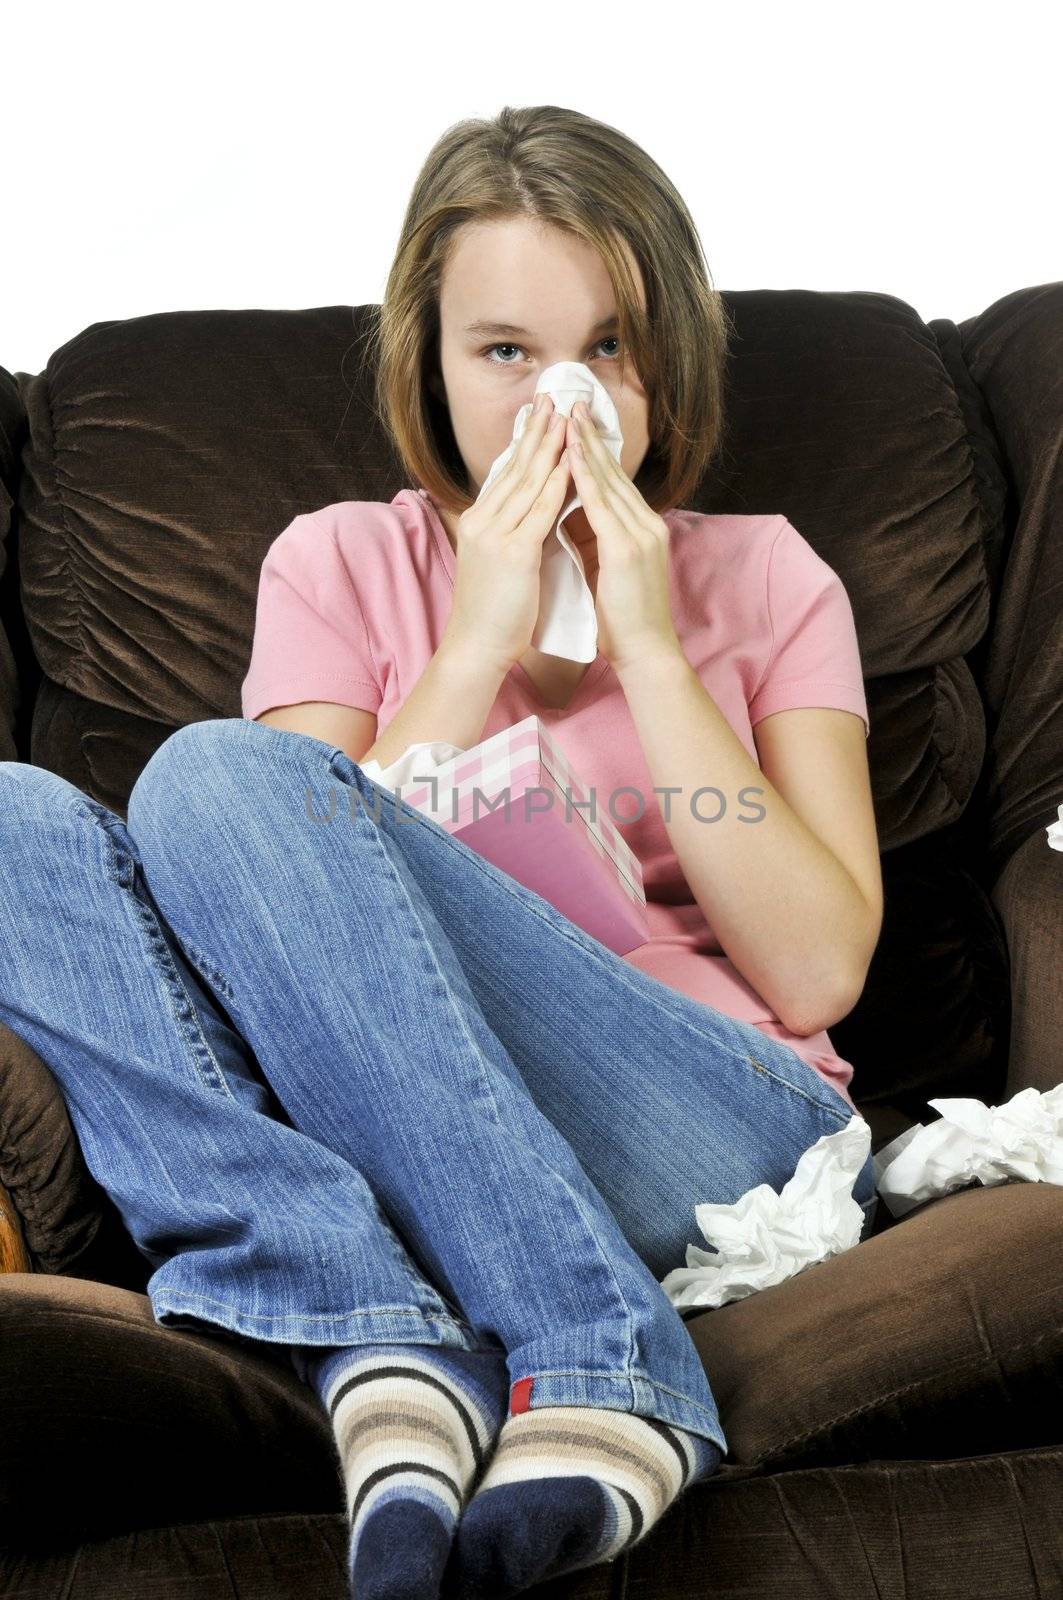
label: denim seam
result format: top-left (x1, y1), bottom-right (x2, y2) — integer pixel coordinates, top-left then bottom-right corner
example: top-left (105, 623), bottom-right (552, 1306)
top-left (745, 1054), bottom-right (853, 1131)
top-left (167, 930), bottom-right (239, 1005)
top-left (345, 797), bottom-right (512, 1136)
top-left (368, 1195), bottom-right (464, 1322)
top-left (127, 897), bottom-right (238, 1101)
top-left (532, 1371), bottom-right (726, 1425)
top-left (345, 764), bottom-right (853, 1130)
top-left (70, 795), bottom-right (238, 1102)
top-left (152, 1288), bottom-right (472, 1325)
top-left (521, 1146), bottom-right (640, 1377)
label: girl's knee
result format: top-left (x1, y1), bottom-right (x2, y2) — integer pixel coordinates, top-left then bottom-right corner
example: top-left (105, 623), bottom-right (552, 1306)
top-left (0, 760), bottom-right (88, 830)
top-left (0, 762), bottom-right (134, 884)
top-left (130, 718), bottom-right (242, 809)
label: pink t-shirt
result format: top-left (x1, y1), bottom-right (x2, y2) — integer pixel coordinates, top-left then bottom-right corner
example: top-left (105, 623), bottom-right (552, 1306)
top-left (241, 488), bottom-right (870, 1113)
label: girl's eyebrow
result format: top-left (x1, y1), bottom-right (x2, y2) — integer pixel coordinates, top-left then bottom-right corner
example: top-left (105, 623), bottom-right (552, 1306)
top-left (463, 313), bottom-right (620, 338)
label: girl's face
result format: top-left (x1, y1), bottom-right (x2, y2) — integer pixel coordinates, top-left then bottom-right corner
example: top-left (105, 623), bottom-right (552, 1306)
top-left (432, 217), bottom-right (652, 554)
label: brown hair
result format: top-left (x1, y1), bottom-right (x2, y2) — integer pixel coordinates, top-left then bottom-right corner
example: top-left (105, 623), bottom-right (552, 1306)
top-left (359, 103), bottom-right (736, 517)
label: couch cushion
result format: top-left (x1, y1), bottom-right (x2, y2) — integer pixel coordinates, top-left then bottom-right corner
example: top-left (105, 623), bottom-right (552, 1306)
top-left (835, 816), bottom-right (1011, 1121)
top-left (0, 1272), bottom-right (341, 1547)
top-left (0, 1020), bottom-right (150, 1288)
top-left (0, 364), bottom-right (29, 763)
top-left (687, 1178), bottom-right (1063, 1470)
top-left (3, 1180), bottom-right (1060, 1550)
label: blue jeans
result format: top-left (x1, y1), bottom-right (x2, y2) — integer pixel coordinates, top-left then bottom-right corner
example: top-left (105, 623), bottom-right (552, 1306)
top-left (0, 718), bottom-right (877, 1455)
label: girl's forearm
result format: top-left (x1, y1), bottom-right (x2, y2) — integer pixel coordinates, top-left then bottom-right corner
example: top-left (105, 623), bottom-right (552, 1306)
top-left (359, 634), bottom-right (510, 773)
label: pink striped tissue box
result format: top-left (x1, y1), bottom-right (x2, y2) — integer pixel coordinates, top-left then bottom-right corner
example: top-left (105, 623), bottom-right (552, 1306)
top-left (375, 714), bottom-right (648, 955)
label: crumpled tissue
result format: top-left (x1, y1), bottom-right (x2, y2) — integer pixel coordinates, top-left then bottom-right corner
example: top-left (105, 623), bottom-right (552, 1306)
top-left (359, 741), bottom-right (465, 791)
top-left (658, 1114), bottom-right (873, 1312)
top-left (1046, 803), bottom-right (1063, 850)
top-left (872, 1082), bottom-right (1063, 1218)
top-left (475, 360), bottom-right (624, 664)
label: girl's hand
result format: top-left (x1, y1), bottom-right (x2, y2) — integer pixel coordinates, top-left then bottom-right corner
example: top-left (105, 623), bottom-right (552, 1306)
top-left (566, 402), bottom-right (683, 675)
top-left (445, 396), bottom-right (573, 673)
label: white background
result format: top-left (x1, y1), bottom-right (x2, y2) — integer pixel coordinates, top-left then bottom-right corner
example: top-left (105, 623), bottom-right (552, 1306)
top-left (5, 0), bottom-right (1058, 376)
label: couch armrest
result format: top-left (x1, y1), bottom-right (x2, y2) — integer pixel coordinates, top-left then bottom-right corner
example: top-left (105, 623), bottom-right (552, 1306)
top-left (0, 1020), bottom-right (148, 1288)
top-left (0, 1174), bottom-right (30, 1272)
top-left (990, 825), bottom-right (1063, 1100)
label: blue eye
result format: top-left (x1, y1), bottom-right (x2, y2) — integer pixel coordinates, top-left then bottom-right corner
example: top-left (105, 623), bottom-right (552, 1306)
top-left (482, 336), bottom-right (621, 366)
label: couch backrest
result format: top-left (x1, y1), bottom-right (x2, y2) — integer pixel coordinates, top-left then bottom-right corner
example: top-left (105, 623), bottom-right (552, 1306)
top-left (3, 286), bottom-right (1058, 1122)
top-left (0, 368), bottom-right (30, 764)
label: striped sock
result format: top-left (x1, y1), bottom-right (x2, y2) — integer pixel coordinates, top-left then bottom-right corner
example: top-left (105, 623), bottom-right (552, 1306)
top-left (292, 1340), bottom-right (508, 1599)
top-left (450, 1404), bottom-right (723, 1597)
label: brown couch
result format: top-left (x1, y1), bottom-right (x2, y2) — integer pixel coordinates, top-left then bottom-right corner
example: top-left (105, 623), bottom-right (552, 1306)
top-left (2, 284), bottom-right (1062, 1596)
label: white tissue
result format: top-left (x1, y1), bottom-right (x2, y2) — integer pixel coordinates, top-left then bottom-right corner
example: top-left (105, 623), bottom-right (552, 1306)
top-left (872, 1083), bottom-right (1063, 1218)
top-left (476, 361), bottom-right (624, 664)
top-left (658, 1114), bottom-right (873, 1312)
top-left (1046, 804), bottom-right (1063, 851)
top-left (359, 741), bottom-right (464, 790)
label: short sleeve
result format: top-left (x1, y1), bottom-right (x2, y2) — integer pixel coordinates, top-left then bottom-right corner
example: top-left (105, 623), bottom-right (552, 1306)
top-left (747, 517), bottom-right (869, 739)
top-left (240, 512), bottom-right (383, 719)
